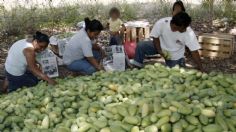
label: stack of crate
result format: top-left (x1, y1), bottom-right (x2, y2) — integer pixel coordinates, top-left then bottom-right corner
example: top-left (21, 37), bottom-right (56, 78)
top-left (198, 33), bottom-right (235, 59)
top-left (124, 21), bottom-right (150, 43)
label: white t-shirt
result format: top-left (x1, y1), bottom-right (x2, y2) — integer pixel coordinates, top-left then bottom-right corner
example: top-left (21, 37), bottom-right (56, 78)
top-left (5, 39), bottom-right (34, 76)
top-left (63, 28), bottom-right (93, 65)
top-left (150, 17), bottom-right (201, 60)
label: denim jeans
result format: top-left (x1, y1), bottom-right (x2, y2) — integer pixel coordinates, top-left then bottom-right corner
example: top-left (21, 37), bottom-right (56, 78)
top-left (5, 70), bottom-right (39, 92)
top-left (67, 50), bottom-right (101, 75)
top-left (134, 41), bottom-right (185, 68)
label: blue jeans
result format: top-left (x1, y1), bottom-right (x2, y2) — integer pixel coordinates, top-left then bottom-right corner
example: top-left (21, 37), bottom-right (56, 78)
top-left (134, 41), bottom-right (185, 68)
top-left (110, 35), bottom-right (123, 45)
top-left (67, 50), bottom-right (101, 75)
top-left (5, 70), bottom-right (39, 92)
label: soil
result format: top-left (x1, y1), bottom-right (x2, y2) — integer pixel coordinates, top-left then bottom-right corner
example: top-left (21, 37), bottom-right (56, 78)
top-left (0, 20), bottom-right (236, 89)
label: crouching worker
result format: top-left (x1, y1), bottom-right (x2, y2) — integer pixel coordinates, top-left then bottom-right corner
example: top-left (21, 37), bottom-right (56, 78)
top-left (63, 18), bottom-right (104, 75)
top-left (130, 12), bottom-right (203, 72)
top-left (4, 31), bottom-right (57, 92)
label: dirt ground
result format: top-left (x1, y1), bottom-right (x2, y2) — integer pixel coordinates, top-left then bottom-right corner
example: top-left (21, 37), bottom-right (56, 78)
top-left (0, 22), bottom-right (236, 88)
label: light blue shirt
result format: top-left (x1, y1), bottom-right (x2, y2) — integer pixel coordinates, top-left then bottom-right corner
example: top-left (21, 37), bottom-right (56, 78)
top-left (63, 28), bottom-right (93, 65)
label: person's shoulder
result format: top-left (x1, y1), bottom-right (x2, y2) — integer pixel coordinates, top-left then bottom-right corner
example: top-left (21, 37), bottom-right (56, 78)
top-left (158, 17), bottom-right (172, 23)
top-left (155, 17), bottom-right (171, 25)
top-left (17, 39), bottom-right (31, 46)
top-left (187, 27), bottom-right (194, 32)
top-left (69, 31), bottom-right (82, 43)
top-left (17, 39), bottom-right (27, 43)
top-left (77, 29), bottom-right (91, 43)
top-left (74, 28), bottom-right (85, 37)
top-left (11, 39), bottom-right (25, 47)
top-left (185, 27), bottom-right (196, 35)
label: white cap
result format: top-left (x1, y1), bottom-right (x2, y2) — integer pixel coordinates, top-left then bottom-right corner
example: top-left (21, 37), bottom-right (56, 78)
top-left (49, 36), bottom-right (58, 45)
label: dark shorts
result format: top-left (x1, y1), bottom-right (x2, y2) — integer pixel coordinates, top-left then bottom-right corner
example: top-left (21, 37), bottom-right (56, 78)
top-left (5, 70), bottom-right (39, 92)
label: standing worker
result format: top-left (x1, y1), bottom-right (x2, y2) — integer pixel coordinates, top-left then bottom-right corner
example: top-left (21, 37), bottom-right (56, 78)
top-left (107, 7), bottom-right (126, 45)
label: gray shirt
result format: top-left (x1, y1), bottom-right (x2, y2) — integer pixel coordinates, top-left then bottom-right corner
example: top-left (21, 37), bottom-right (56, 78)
top-left (63, 28), bottom-right (93, 65)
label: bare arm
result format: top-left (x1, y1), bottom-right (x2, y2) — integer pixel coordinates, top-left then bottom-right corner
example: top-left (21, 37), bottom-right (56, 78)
top-left (92, 44), bottom-right (106, 58)
top-left (119, 24), bottom-right (126, 34)
top-left (153, 37), bottom-right (164, 57)
top-left (92, 43), bottom-right (101, 51)
top-left (85, 57), bottom-right (102, 71)
top-left (23, 48), bottom-right (57, 85)
top-left (190, 50), bottom-right (204, 72)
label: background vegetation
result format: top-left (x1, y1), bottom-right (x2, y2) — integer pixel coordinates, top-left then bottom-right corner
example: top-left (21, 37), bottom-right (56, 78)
top-left (0, 0), bottom-right (235, 39)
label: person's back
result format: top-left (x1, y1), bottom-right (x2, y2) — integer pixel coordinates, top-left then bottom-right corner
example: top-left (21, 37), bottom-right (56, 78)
top-left (63, 28), bottom-right (92, 65)
top-left (5, 39), bottom-right (34, 76)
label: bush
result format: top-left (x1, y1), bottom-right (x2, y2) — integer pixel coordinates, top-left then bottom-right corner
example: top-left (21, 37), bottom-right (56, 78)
top-left (0, 0), bottom-right (235, 39)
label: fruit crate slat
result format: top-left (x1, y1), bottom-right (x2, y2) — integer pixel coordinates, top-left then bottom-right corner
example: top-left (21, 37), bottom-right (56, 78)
top-left (125, 28), bottom-right (132, 42)
top-left (138, 28), bottom-right (144, 42)
top-left (124, 26), bottom-right (150, 42)
top-left (199, 33), bottom-right (235, 39)
top-left (199, 50), bottom-right (231, 59)
top-left (198, 37), bottom-right (232, 45)
top-left (200, 43), bottom-right (232, 52)
top-left (144, 27), bottom-right (150, 39)
top-left (131, 27), bottom-right (137, 42)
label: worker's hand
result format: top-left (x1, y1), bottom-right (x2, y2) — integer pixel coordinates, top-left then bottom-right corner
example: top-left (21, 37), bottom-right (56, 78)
top-left (101, 49), bottom-right (106, 59)
top-left (96, 65), bottom-right (104, 71)
top-left (36, 64), bottom-right (42, 70)
top-left (48, 79), bottom-right (57, 85)
top-left (198, 66), bottom-right (206, 73)
top-left (158, 50), bottom-right (165, 58)
top-left (1, 78), bottom-right (8, 94)
top-left (1, 86), bottom-right (8, 94)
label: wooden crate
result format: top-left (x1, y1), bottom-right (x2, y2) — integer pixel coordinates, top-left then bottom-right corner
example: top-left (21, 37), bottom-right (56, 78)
top-left (198, 33), bottom-right (235, 59)
top-left (125, 26), bottom-right (150, 43)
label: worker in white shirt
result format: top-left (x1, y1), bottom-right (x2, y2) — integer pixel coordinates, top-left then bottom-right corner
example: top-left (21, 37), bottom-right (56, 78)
top-left (130, 11), bottom-right (203, 72)
top-left (63, 18), bottom-right (104, 75)
top-left (3, 31), bottom-right (57, 93)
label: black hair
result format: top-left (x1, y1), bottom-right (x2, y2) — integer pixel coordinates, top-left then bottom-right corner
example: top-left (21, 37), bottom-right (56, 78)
top-left (84, 18), bottom-right (104, 32)
top-left (173, 1), bottom-right (185, 12)
top-left (33, 31), bottom-right (49, 44)
top-left (171, 12), bottom-right (191, 28)
top-left (109, 7), bottom-right (120, 17)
